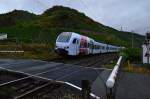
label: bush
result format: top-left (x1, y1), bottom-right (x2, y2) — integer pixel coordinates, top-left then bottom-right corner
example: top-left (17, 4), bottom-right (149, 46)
top-left (121, 48), bottom-right (141, 62)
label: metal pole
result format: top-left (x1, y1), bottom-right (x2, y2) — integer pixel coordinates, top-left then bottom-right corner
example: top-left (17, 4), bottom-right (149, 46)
top-left (81, 80), bottom-right (91, 99)
top-left (148, 40), bottom-right (149, 64)
top-left (107, 88), bottom-right (115, 99)
top-left (131, 31), bottom-right (134, 48)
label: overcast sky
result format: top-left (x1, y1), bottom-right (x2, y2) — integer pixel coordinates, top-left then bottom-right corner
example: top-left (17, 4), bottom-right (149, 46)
top-left (0, 0), bottom-right (150, 35)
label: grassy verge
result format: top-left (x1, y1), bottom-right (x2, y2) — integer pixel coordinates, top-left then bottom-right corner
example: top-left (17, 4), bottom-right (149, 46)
top-left (123, 61), bottom-right (150, 75)
top-left (120, 48), bottom-right (150, 75)
top-left (0, 43), bottom-right (59, 60)
top-left (102, 60), bottom-right (117, 69)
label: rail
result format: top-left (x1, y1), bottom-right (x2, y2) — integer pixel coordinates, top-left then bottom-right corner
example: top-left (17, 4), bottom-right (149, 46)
top-left (0, 66), bottom-right (100, 99)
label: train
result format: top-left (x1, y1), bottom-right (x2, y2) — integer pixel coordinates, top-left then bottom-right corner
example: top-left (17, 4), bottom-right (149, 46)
top-left (55, 32), bottom-right (121, 56)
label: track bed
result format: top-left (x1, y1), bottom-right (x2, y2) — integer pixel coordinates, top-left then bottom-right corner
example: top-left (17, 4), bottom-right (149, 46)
top-left (51, 53), bottom-right (119, 68)
top-left (0, 70), bottom-right (82, 99)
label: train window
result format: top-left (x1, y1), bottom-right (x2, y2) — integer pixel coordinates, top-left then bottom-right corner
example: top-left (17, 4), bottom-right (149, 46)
top-left (76, 39), bottom-right (79, 44)
top-left (102, 46), bottom-right (105, 49)
top-left (106, 47), bottom-right (109, 50)
top-left (72, 38), bottom-right (77, 44)
top-left (95, 45), bottom-right (96, 49)
top-left (57, 32), bottom-right (72, 42)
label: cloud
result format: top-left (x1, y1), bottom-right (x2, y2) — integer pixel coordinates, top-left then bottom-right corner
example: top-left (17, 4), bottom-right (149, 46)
top-left (0, 0), bottom-right (149, 35)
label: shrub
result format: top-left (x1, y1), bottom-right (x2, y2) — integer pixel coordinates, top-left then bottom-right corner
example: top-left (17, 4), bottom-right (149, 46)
top-left (121, 48), bottom-right (141, 62)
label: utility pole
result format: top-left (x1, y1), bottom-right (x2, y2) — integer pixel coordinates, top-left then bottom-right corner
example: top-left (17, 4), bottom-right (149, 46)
top-left (131, 30), bottom-right (134, 48)
top-left (120, 26), bottom-right (123, 31)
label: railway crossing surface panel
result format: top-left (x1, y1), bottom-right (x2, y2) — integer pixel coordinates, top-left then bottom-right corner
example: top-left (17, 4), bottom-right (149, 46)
top-left (0, 59), bottom-right (109, 97)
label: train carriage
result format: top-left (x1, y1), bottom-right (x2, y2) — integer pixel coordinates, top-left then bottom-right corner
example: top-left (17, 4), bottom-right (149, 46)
top-left (55, 32), bottom-right (80, 55)
top-left (55, 32), bottom-right (121, 56)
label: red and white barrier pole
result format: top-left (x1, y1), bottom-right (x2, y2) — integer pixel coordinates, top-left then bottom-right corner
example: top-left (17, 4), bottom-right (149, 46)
top-left (106, 56), bottom-right (123, 88)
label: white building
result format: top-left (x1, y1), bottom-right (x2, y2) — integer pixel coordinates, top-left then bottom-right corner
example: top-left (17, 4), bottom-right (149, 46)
top-left (0, 34), bottom-right (7, 40)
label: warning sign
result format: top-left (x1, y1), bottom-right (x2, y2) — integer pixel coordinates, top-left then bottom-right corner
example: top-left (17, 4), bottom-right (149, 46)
top-left (142, 44), bottom-right (150, 64)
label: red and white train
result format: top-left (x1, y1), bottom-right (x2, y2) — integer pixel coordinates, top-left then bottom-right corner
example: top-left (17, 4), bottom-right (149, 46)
top-left (55, 32), bottom-right (121, 56)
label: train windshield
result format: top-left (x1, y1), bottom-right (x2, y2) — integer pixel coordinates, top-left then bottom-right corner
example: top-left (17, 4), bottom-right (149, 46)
top-left (57, 32), bottom-right (72, 42)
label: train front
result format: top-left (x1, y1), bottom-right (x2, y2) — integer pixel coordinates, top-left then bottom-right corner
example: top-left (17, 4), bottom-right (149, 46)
top-left (55, 32), bottom-right (72, 55)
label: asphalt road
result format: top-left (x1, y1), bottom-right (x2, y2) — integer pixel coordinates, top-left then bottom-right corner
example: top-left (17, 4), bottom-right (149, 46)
top-left (116, 72), bottom-right (150, 99)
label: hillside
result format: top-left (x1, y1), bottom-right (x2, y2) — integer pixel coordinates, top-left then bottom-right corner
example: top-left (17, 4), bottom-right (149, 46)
top-left (0, 6), bottom-right (144, 47)
top-left (0, 10), bottom-right (37, 27)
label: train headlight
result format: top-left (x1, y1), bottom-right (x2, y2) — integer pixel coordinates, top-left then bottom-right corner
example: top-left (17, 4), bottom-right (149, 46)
top-left (64, 46), bottom-right (69, 49)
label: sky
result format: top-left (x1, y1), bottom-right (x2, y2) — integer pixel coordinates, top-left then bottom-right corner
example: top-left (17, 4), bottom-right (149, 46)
top-left (0, 0), bottom-right (150, 35)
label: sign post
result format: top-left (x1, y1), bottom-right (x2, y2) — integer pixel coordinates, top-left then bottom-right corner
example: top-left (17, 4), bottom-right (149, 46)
top-left (81, 80), bottom-right (91, 99)
top-left (146, 33), bottom-right (150, 64)
top-left (142, 33), bottom-right (150, 64)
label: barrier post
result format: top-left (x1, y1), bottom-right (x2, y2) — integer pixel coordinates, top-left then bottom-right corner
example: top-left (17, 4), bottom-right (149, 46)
top-left (81, 80), bottom-right (91, 99)
top-left (106, 56), bottom-right (123, 99)
top-left (107, 88), bottom-right (115, 99)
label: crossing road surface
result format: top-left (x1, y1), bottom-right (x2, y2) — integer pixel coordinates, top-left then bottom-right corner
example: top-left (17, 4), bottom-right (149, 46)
top-left (0, 59), bottom-right (149, 99)
top-left (116, 72), bottom-right (150, 99)
top-left (0, 59), bottom-right (111, 97)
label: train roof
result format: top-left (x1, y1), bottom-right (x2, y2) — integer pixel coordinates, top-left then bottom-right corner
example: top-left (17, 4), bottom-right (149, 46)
top-left (60, 32), bottom-right (122, 47)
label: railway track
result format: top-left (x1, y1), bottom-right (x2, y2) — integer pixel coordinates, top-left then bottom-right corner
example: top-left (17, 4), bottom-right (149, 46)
top-left (69, 53), bottom-right (119, 67)
top-left (0, 53), bottom-right (118, 99)
top-left (0, 69), bottom-right (82, 99)
top-left (0, 56), bottom-right (105, 99)
top-left (0, 61), bottom-right (100, 99)
top-left (0, 69), bottom-right (102, 99)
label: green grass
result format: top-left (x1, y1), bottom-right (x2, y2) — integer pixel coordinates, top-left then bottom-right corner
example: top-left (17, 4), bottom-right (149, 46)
top-left (120, 48), bottom-right (141, 63)
top-left (0, 43), bottom-right (59, 60)
top-left (102, 60), bottom-right (117, 69)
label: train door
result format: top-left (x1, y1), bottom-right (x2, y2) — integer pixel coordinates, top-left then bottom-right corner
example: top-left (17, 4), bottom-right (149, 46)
top-left (70, 38), bottom-right (79, 55)
top-left (89, 41), bottom-right (91, 54)
top-left (106, 44), bottom-right (109, 53)
top-left (90, 41), bottom-right (94, 54)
